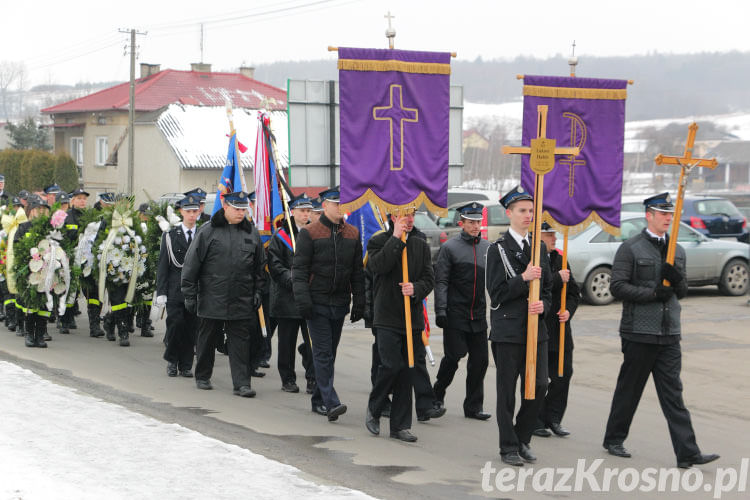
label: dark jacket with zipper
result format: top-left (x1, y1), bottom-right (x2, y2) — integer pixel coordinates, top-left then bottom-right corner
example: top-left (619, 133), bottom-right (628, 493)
top-left (611, 229), bottom-right (687, 342)
top-left (545, 249), bottom-right (580, 352)
top-left (367, 226), bottom-right (434, 333)
top-left (486, 231), bottom-right (553, 344)
top-left (268, 217), bottom-right (303, 319)
top-left (181, 209), bottom-right (266, 320)
top-left (434, 230), bottom-right (490, 333)
top-left (292, 213), bottom-right (365, 317)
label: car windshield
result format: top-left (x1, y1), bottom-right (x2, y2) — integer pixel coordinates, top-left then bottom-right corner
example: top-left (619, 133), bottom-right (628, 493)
top-left (487, 204), bottom-right (510, 225)
top-left (692, 199), bottom-right (742, 217)
top-left (414, 212), bottom-right (438, 230)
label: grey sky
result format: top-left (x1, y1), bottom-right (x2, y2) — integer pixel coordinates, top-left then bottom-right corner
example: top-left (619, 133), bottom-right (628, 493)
top-left (3, 0), bottom-right (749, 87)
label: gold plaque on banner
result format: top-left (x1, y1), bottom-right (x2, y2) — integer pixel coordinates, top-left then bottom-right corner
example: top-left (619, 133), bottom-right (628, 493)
top-left (530, 138), bottom-right (556, 174)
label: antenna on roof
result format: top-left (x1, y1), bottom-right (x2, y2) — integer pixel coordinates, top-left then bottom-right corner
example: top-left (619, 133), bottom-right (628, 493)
top-left (200, 23), bottom-right (205, 63)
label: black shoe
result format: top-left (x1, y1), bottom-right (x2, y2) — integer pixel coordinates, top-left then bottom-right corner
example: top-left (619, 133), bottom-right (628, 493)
top-left (59, 326), bottom-right (70, 334)
top-left (519, 443), bottom-right (537, 463)
top-left (305, 379), bottom-right (316, 394)
top-left (259, 360), bottom-right (270, 369)
top-left (533, 427), bottom-right (552, 437)
top-left (25, 332), bottom-right (36, 348)
top-left (233, 385), bottom-right (256, 398)
top-left (418, 405), bottom-right (447, 422)
top-left (311, 404), bottom-right (328, 416)
top-left (104, 317), bottom-right (115, 341)
top-left (465, 411), bottom-right (491, 421)
top-left (501, 451), bottom-right (524, 467)
top-left (549, 422), bottom-right (571, 437)
top-left (327, 404), bottom-right (347, 421)
top-left (140, 329), bottom-right (154, 338)
top-left (390, 429), bottom-right (417, 442)
top-left (605, 443), bottom-right (632, 458)
top-left (119, 335), bottom-right (130, 347)
top-left (196, 379), bottom-right (213, 390)
top-left (167, 362), bottom-right (178, 377)
top-left (365, 408), bottom-right (380, 435)
top-left (43, 332), bottom-right (52, 341)
top-left (677, 453), bottom-right (720, 469)
top-left (282, 381), bottom-right (300, 393)
top-left (179, 369), bottom-right (193, 378)
top-left (250, 370), bottom-right (265, 378)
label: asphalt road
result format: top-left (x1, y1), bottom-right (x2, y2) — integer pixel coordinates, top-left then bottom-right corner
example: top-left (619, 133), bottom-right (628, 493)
top-left (1, 288), bottom-right (749, 499)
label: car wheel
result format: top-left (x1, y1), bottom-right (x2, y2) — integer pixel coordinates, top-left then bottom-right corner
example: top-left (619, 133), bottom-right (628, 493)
top-left (584, 266), bottom-right (614, 305)
top-left (717, 258), bottom-right (749, 296)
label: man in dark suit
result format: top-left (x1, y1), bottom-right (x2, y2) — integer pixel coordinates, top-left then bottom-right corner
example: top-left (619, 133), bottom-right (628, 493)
top-left (157, 195), bottom-right (200, 378)
top-left (533, 222), bottom-right (580, 438)
top-left (602, 193), bottom-right (719, 468)
top-left (486, 186), bottom-right (553, 467)
top-left (184, 187), bottom-right (210, 225)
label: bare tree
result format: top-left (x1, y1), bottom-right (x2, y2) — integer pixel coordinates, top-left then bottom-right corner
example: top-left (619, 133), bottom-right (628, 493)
top-left (0, 61), bottom-right (22, 120)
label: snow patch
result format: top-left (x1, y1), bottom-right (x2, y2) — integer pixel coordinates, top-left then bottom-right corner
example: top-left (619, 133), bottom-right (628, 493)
top-left (0, 361), bottom-right (375, 500)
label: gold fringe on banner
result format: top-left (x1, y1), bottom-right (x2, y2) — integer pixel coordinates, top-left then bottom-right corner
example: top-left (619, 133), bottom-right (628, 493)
top-left (340, 188), bottom-right (448, 219)
top-left (524, 85), bottom-right (627, 101)
top-left (541, 210), bottom-right (622, 237)
top-left (338, 59), bottom-right (451, 75)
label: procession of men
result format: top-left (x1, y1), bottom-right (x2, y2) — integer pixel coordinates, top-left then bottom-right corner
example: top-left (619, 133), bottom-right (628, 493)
top-left (0, 175), bottom-right (721, 468)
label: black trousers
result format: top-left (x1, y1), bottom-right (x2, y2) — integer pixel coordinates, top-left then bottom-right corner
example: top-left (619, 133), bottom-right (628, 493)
top-left (163, 302), bottom-right (197, 371)
top-left (368, 327), bottom-right (423, 432)
top-left (277, 317), bottom-right (314, 384)
top-left (370, 328), bottom-right (436, 417)
top-left (307, 304), bottom-right (347, 409)
top-left (539, 349), bottom-right (573, 427)
top-left (433, 328), bottom-right (489, 414)
top-left (492, 341), bottom-right (549, 454)
top-left (603, 339), bottom-right (700, 461)
top-left (196, 317), bottom-right (256, 389)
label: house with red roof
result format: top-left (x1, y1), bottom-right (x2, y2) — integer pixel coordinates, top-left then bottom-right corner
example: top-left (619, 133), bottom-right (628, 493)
top-left (42, 63), bottom-right (287, 201)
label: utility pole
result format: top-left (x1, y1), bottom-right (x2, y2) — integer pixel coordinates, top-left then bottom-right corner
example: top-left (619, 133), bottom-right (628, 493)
top-left (119, 28), bottom-right (147, 195)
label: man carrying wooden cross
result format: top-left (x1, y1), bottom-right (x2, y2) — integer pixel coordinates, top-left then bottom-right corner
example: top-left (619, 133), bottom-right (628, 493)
top-left (486, 186), bottom-right (553, 467)
top-left (603, 193), bottom-right (719, 468)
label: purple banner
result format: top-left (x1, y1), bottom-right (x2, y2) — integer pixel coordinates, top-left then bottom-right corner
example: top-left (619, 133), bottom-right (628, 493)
top-left (338, 47), bottom-right (450, 214)
top-left (520, 75), bottom-right (627, 234)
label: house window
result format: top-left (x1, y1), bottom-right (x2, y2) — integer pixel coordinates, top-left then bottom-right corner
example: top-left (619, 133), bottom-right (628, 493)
top-left (96, 136), bottom-right (108, 166)
top-left (70, 137), bottom-right (83, 166)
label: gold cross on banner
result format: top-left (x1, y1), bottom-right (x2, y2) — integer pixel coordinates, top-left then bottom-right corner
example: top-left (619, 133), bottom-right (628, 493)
top-left (502, 104), bottom-right (580, 400)
top-left (373, 84), bottom-right (419, 171)
top-left (654, 123), bottom-right (717, 284)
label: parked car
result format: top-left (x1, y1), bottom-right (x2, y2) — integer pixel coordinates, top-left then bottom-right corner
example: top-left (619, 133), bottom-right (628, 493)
top-left (566, 212), bottom-right (750, 305)
top-left (412, 211), bottom-right (448, 261)
top-left (436, 200), bottom-right (510, 242)
top-left (681, 196), bottom-right (748, 241)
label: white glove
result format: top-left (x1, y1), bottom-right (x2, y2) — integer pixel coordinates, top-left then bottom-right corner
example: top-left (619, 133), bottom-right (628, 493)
top-left (156, 295), bottom-right (167, 306)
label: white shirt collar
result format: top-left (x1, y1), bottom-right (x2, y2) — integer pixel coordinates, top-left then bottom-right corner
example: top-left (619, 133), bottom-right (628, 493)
top-left (508, 227), bottom-right (529, 248)
top-left (182, 224), bottom-right (196, 240)
top-left (645, 228), bottom-right (666, 241)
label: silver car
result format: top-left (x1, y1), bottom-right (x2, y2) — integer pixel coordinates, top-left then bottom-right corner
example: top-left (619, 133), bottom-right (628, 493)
top-left (413, 211), bottom-right (447, 261)
top-left (567, 212), bottom-right (750, 305)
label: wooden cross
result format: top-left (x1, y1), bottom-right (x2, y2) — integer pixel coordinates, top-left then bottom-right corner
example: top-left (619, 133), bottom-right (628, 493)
top-left (654, 122), bottom-right (718, 284)
top-left (502, 104), bottom-right (580, 400)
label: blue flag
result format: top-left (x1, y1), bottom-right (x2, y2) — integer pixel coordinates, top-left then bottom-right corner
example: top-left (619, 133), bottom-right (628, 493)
top-left (346, 201), bottom-right (385, 262)
top-left (212, 133), bottom-right (245, 215)
top-left (259, 134), bottom-right (285, 247)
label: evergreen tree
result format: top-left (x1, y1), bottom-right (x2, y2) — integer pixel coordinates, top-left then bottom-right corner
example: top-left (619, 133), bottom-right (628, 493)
top-left (6, 117), bottom-right (51, 151)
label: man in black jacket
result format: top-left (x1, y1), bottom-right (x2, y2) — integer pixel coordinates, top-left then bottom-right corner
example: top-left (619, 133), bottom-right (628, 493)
top-left (268, 194), bottom-right (315, 394)
top-left (534, 222), bottom-right (579, 438)
top-left (157, 195), bottom-right (199, 378)
top-left (603, 193), bottom-right (719, 468)
top-left (486, 186), bottom-right (553, 467)
top-left (292, 188), bottom-right (365, 421)
top-left (365, 208), bottom-right (435, 443)
top-left (433, 202), bottom-right (491, 420)
top-left (181, 191), bottom-right (266, 397)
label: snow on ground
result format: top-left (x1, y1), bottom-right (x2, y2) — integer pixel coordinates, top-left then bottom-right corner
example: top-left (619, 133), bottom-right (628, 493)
top-left (0, 361), bottom-right (375, 500)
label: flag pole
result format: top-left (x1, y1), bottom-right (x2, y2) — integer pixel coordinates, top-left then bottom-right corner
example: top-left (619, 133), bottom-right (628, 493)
top-left (558, 227), bottom-right (569, 376)
top-left (266, 125), bottom-right (296, 251)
